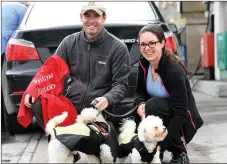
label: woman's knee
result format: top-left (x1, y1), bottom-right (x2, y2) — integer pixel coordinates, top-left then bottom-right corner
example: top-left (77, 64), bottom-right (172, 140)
top-left (145, 97), bottom-right (170, 117)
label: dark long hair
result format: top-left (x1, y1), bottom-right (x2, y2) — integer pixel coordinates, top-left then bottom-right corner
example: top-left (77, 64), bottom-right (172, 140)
top-left (138, 24), bottom-right (188, 75)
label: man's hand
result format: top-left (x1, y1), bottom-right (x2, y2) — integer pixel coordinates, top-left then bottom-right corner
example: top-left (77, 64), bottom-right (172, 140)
top-left (24, 94), bottom-right (35, 108)
top-left (91, 97), bottom-right (109, 111)
top-left (137, 103), bottom-right (145, 117)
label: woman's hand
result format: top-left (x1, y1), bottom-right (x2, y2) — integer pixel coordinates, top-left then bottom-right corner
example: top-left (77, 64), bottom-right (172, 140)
top-left (137, 103), bottom-right (145, 117)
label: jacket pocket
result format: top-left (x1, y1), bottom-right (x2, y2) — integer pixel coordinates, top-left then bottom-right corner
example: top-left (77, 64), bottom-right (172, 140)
top-left (93, 55), bottom-right (109, 75)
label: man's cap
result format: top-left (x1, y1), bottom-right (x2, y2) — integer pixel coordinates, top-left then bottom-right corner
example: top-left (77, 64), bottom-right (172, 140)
top-left (81, 2), bottom-right (106, 15)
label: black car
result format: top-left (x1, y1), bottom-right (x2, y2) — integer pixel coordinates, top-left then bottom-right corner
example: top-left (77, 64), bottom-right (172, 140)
top-left (2, 2), bottom-right (183, 134)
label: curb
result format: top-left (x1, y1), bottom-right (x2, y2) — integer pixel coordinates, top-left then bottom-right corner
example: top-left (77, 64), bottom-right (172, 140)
top-left (190, 79), bottom-right (227, 97)
top-left (18, 131), bottom-right (43, 163)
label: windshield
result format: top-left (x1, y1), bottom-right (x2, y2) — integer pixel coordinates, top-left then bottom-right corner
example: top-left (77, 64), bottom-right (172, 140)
top-left (25, 2), bottom-right (157, 28)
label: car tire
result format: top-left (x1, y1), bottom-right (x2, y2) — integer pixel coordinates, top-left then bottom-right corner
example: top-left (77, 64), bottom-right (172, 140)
top-left (1, 56), bottom-right (32, 135)
top-left (1, 101), bottom-right (5, 130)
top-left (3, 102), bottom-right (32, 135)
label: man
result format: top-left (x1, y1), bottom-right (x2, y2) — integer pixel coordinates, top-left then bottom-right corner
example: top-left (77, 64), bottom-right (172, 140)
top-left (24, 1), bottom-right (130, 130)
top-left (2, 2), bottom-right (29, 131)
top-left (22, 2), bottom-right (130, 160)
top-left (1, 2), bottom-right (29, 56)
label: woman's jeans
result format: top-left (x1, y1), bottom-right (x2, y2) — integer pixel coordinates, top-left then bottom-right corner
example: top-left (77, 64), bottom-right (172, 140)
top-left (112, 97), bottom-right (187, 154)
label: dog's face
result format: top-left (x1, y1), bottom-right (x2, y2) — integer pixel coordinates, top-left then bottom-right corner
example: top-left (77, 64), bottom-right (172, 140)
top-left (138, 115), bottom-right (168, 143)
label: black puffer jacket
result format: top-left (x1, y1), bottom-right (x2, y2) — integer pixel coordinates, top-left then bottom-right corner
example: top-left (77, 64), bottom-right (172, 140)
top-left (134, 55), bottom-right (203, 145)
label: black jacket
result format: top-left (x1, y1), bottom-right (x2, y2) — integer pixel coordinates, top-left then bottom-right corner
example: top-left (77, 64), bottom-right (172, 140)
top-left (55, 28), bottom-right (130, 112)
top-left (54, 121), bottom-right (115, 159)
top-left (118, 135), bottom-right (158, 163)
top-left (134, 56), bottom-right (203, 145)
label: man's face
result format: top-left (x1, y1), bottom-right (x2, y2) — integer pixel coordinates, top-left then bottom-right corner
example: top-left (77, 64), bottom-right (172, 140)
top-left (80, 10), bottom-right (106, 39)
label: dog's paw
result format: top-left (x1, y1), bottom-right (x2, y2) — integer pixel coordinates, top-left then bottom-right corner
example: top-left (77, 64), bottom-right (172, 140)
top-left (100, 144), bottom-right (114, 163)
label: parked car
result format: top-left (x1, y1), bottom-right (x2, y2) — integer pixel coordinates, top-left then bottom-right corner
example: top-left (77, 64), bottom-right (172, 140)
top-left (1, 2), bottom-right (183, 134)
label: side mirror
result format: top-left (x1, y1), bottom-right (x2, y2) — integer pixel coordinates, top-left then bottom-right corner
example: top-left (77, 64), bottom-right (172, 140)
top-left (167, 23), bottom-right (178, 33)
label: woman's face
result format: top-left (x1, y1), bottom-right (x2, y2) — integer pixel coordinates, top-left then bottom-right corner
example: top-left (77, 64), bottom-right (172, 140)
top-left (139, 32), bottom-right (165, 64)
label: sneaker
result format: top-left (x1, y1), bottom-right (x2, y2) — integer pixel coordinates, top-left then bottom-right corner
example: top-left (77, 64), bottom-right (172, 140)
top-left (170, 152), bottom-right (189, 164)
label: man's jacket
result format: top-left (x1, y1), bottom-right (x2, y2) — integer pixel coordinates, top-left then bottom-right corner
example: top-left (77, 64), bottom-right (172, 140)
top-left (17, 55), bottom-right (78, 128)
top-left (55, 27), bottom-right (131, 112)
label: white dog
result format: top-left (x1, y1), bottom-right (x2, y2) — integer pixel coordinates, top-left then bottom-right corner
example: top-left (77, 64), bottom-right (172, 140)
top-left (117, 115), bottom-right (168, 163)
top-left (46, 107), bottom-right (114, 163)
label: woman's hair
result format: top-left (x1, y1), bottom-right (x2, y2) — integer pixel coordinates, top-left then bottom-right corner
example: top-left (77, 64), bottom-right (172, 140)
top-left (138, 24), bottom-right (188, 75)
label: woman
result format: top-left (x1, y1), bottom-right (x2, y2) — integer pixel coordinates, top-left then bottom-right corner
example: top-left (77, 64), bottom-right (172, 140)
top-left (113, 24), bottom-right (203, 164)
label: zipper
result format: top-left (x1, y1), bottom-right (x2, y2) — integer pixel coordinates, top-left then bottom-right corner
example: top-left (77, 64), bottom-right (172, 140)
top-left (79, 43), bottom-right (91, 111)
top-left (88, 43), bottom-right (90, 51)
top-left (139, 61), bottom-right (147, 87)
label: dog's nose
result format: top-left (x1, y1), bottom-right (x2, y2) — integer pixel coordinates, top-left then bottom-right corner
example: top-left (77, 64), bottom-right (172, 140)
top-left (163, 128), bottom-right (167, 132)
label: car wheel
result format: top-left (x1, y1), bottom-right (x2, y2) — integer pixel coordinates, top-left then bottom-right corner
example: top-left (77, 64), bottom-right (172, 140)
top-left (1, 56), bottom-right (32, 135)
top-left (3, 101), bottom-right (32, 135)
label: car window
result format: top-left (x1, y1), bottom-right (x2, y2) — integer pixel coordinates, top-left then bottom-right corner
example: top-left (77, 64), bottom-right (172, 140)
top-left (25, 2), bottom-right (157, 28)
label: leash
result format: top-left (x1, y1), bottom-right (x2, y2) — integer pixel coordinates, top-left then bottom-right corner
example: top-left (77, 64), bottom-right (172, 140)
top-left (66, 86), bottom-right (138, 118)
top-left (91, 99), bottom-right (139, 118)
top-left (65, 78), bottom-right (138, 118)
top-left (103, 107), bottom-right (138, 118)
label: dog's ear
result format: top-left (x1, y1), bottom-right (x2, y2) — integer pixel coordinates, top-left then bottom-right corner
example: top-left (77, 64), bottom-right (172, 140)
top-left (137, 120), bottom-right (146, 142)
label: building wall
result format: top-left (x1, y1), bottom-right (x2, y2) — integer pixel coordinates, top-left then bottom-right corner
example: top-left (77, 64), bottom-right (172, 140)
top-left (157, 2), bottom-right (212, 74)
top-left (157, 1), bottom-right (227, 80)
top-left (185, 23), bottom-right (206, 73)
top-left (180, 2), bottom-right (207, 73)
